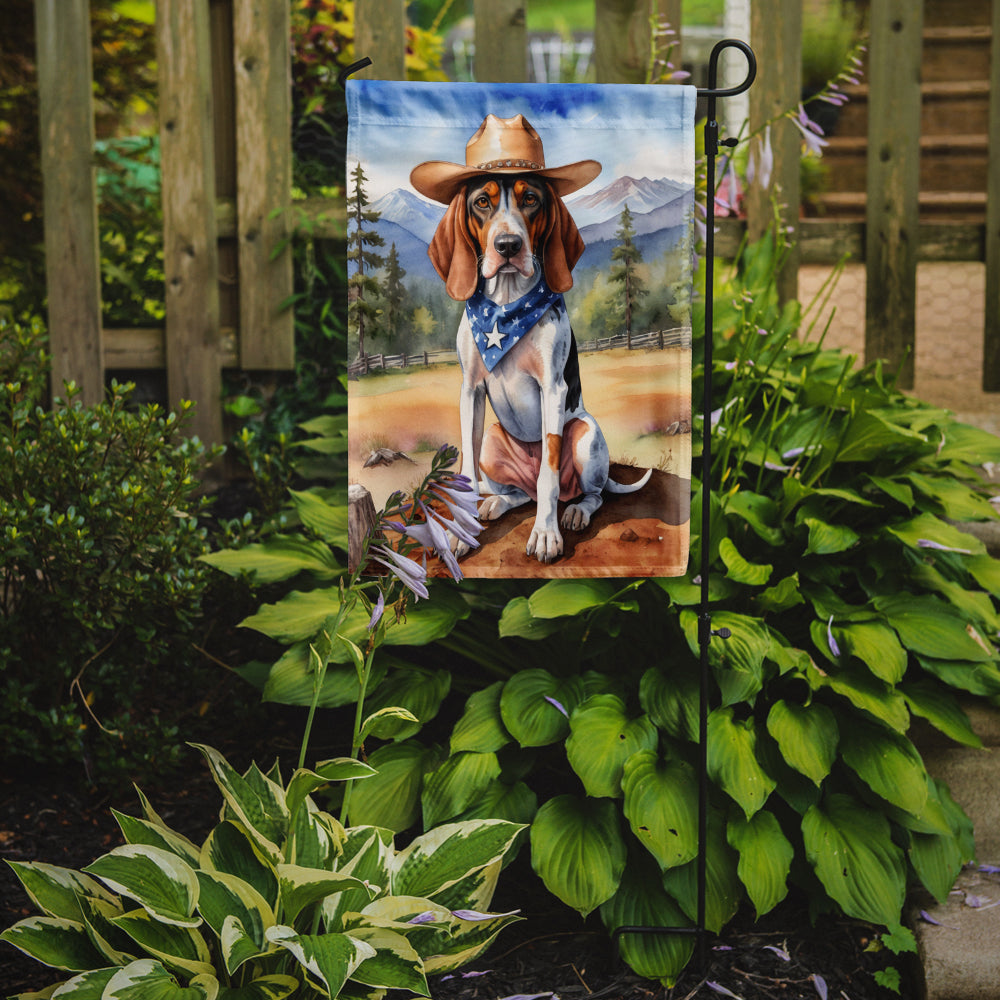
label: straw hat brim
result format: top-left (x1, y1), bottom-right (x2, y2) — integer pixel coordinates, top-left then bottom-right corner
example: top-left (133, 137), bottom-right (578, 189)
top-left (410, 159), bottom-right (602, 205)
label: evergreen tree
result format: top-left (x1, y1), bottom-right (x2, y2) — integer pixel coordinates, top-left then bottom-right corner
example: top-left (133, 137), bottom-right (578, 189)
top-left (609, 203), bottom-right (647, 349)
top-left (347, 161), bottom-right (385, 359)
top-left (381, 243), bottom-right (408, 347)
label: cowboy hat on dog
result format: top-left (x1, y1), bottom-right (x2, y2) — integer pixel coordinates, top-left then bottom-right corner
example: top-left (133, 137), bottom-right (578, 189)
top-left (410, 113), bottom-right (601, 205)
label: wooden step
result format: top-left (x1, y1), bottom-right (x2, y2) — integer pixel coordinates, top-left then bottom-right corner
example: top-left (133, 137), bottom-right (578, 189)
top-left (813, 190), bottom-right (987, 222)
top-left (922, 25), bottom-right (993, 83)
top-left (922, 0), bottom-right (992, 28)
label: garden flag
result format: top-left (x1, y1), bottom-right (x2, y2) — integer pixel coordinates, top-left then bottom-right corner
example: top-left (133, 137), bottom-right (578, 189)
top-left (347, 80), bottom-right (696, 579)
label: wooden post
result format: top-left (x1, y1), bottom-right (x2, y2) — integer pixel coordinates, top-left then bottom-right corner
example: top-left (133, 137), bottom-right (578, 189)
top-left (658, 0), bottom-right (682, 76)
top-left (354, 0), bottom-right (406, 80)
top-left (157, 0), bottom-right (223, 444)
top-left (348, 483), bottom-right (378, 573)
top-left (983, 0), bottom-right (1000, 390)
top-left (34, 0), bottom-right (104, 405)
top-left (746, 0), bottom-right (801, 305)
top-left (474, 0), bottom-right (526, 82)
top-left (594, 0), bottom-right (653, 84)
top-left (233, 0), bottom-right (294, 369)
top-left (864, 0), bottom-right (923, 390)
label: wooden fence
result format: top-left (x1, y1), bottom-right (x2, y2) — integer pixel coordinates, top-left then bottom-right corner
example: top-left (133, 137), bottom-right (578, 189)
top-left (33, 0), bottom-right (1000, 447)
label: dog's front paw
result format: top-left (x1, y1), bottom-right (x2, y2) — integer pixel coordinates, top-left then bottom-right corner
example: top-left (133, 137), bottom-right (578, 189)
top-left (526, 525), bottom-right (563, 563)
top-left (561, 504), bottom-right (592, 532)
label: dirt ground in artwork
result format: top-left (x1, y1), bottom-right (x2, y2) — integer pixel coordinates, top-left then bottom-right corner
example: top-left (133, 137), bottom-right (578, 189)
top-left (348, 347), bottom-right (692, 576)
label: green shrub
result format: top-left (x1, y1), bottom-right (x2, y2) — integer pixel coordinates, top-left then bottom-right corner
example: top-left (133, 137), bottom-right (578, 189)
top-left (0, 317), bottom-right (220, 783)
top-left (1, 744), bottom-right (524, 997)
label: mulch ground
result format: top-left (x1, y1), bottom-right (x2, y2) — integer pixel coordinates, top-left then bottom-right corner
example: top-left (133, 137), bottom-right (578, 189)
top-left (1, 744), bottom-right (913, 1000)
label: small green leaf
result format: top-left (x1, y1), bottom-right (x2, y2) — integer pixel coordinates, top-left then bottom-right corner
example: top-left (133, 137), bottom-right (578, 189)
top-left (839, 718), bottom-right (929, 817)
top-left (450, 682), bottom-right (511, 754)
top-left (499, 670), bottom-right (584, 747)
top-left (707, 708), bottom-right (776, 818)
top-left (765, 700), bottom-right (838, 786)
top-left (421, 751), bottom-right (502, 828)
top-left (718, 537), bottom-right (772, 585)
top-left (200, 536), bottom-right (341, 584)
top-left (727, 811), bottom-right (793, 917)
top-left (347, 740), bottom-right (441, 832)
top-left (527, 579), bottom-right (618, 618)
top-left (803, 517), bottom-right (859, 555)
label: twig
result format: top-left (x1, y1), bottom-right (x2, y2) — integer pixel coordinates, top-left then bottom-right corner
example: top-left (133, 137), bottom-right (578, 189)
top-left (572, 963), bottom-right (592, 994)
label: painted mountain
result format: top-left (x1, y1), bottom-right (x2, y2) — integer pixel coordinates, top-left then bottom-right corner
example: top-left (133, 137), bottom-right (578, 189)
top-left (354, 176), bottom-right (693, 283)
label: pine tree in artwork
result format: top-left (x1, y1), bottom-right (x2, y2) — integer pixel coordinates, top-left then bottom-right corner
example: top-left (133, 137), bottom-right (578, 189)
top-left (610, 203), bottom-right (647, 349)
top-left (348, 161), bottom-right (385, 359)
top-left (382, 243), bottom-right (408, 347)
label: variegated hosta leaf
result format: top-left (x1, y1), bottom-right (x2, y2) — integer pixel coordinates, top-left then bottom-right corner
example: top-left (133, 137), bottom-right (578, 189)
top-left (499, 670), bottom-right (585, 747)
top-left (276, 864), bottom-right (375, 925)
top-left (265, 926), bottom-right (375, 998)
top-left (83, 846), bottom-right (200, 928)
top-left (110, 908), bottom-right (214, 978)
top-left (200, 822), bottom-right (278, 910)
top-left (285, 760), bottom-right (376, 823)
top-left (4, 861), bottom-right (118, 922)
top-left (424, 859), bottom-right (501, 915)
top-left (112, 811), bottom-right (201, 868)
top-left (345, 926), bottom-right (429, 995)
top-left (727, 810), bottom-right (793, 918)
top-left (391, 820), bottom-right (524, 901)
top-left (195, 871), bottom-right (274, 974)
top-left (421, 751), bottom-right (501, 829)
top-left (288, 802), bottom-right (343, 870)
top-left (323, 829), bottom-right (393, 931)
top-left (102, 958), bottom-right (218, 999)
top-left (78, 894), bottom-right (136, 966)
top-left (362, 667), bottom-right (451, 741)
top-left (529, 795), bottom-right (626, 917)
top-left (421, 906), bottom-right (523, 975)
top-left (450, 682), bottom-right (511, 754)
top-left (214, 975), bottom-right (299, 1000)
top-left (0, 916), bottom-right (107, 971)
top-left (567, 695), bottom-right (658, 799)
top-left (838, 718), bottom-right (929, 817)
top-left (347, 740), bottom-right (442, 832)
top-left (802, 793), bottom-right (906, 926)
top-left (45, 966), bottom-right (118, 997)
top-left (707, 707), bottom-right (776, 819)
top-left (765, 700), bottom-right (838, 786)
top-left (599, 853), bottom-right (694, 987)
top-left (621, 751), bottom-right (699, 871)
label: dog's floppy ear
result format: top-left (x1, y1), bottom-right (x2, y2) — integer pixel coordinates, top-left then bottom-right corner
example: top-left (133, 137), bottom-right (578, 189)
top-left (542, 194), bottom-right (586, 293)
top-left (428, 192), bottom-right (479, 301)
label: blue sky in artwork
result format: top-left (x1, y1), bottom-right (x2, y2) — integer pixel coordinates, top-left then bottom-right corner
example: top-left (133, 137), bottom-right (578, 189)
top-left (346, 80), bottom-right (697, 203)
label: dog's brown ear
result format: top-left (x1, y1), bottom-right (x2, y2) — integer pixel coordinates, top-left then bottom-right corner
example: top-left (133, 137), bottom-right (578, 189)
top-left (542, 196), bottom-right (586, 293)
top-left (428, 193), bottom-right (479, 301)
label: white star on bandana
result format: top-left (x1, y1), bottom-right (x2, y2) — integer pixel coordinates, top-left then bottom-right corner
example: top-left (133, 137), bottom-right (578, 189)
top-left (485, 324), bottom-right (506, 350)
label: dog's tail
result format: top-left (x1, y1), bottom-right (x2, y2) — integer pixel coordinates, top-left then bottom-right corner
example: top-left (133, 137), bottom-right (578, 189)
top-left (606, 468), bottom-right (653, 494)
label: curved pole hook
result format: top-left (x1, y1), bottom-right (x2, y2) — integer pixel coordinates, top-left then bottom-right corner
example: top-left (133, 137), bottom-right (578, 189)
top-left (697, 38), bottom-right (756, 99)
top-left (338, 57), bottom-right (373, 90)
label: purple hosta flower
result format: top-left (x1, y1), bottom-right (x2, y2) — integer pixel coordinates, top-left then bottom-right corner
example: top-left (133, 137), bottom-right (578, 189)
top-left (451, 908), bottom-right (521, 921)
top-left (746, 124), bottom-right (774, 191)
top-left (827, 615), bottom-right (842, 657)
top-left (979, 864), bottom-right (1000, 874)
top-left (917, 538), bottom-right (973, 555)
top-left (402, 506), bottom-right (464, 581)
top-left (367, 590), bottom-right (385, 631)
top-left (763, 944), bottom-right (791, 962)
top-left (544, 695), bottom-right (569, 718)
top-left (715, 157), bottom-right (742, 216)
top-left (407, 911), bottom-right (438, 925)
top-left (812, 974), bottom-right (828, 1000)
top-left (706, 983), bottom-right (742, 999)
top-left (791, 104), bottom-right (829, 156)
top-left (441, 970), bottom-right (493, 981)
top-left (919, 909), bottom-right (958, 929)
top-left (428, 479), bottom-right (484, 546)
top-left (370, 543), bottom-right (429, 600)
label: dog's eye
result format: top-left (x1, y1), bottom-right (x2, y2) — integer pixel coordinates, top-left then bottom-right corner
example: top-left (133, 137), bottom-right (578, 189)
top-left (473, 195), bottom-right (491, 210)
top-left (522, 191), bottom-right (539, 207)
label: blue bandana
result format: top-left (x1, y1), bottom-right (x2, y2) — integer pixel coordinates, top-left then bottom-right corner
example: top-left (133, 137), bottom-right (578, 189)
top-left (466, 276), bottom-right (564, 372)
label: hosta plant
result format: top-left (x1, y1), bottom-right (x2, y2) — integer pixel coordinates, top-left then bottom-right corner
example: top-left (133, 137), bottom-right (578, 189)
top-left (1, 744), bottom-right (523, 999)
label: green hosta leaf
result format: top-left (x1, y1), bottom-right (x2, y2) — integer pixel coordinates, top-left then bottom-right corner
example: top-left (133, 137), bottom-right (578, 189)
top-left (191, 746), bottom-right (287, 863)
top-left (901, 680), bottom-right (982, 748)
top-left (906, 472), bottom-right (998, 521)
top-left (802, 793), bottom-right (906, 926)
top-left (835, 621), bottom-right (907, 684)
top-left (835, 410), bottom-right (927, 463)
top-left (219, 915), bottom-right (268, 980)
top-left (200, 822), bottom-right (278, 910)
top-left (839, 718), bottom-right (929, 816)
top-left (111, 909), bottom-right (214, 978)
top-left (599, 853), bottom-right (694, 987)
top-left (393, 820), bottom-right (524, 901)
top-left (886, 512), bottom-right (985, 557)
top-left (347, 740), bottom-right (442, 832)
top-left (200, 536), bottom-right (341, 584)
top-left (911, 562), bottom-right (1000, 633)
top-left (0, 916), bottom-right (107, 971)
top-left (499, 670), bottom-right (584, 747)
top-left (83, 846), bottom-right (200, 928)
top-left (362, 667), bottom-right (451, 740)
top-left (530, 795), bottom-right (626, 917)
top-left (195, 871), bottom-right (273, 974)
top-left (360, 706), bottom-right (421, 742)
top-left (755, 573), bottom-right (805, 614)
top-left (875, 594), bottom-right (995, 662)
top-left (718, 537), bottom-right (772, 586)
top-left (103, 959), bottom-right (218, 999)
top-left (639, 664), bottom-right (699, 742)
top-left (288, 488), bottom-right (349, 544)
top-left (265, 926), bottom-right (375, 998)
top-left (680, 610), bottom-right (770, 706)
top-left (803, 517), bottom-right (859, 556)
top-left (765, 700), bottom-right (838, 786)
top-left (909, 782), bottom-right (967, 907)
top-left (346, 926), bottom-right (428, 994)
top-left (566, 695), bottom-right (658, 798)
top-left (967, 553), bottom-right (1000, 597)
top-left (707, 708), bottom-right (776, 818)
top-left (277, 865), bottom-right (374, 925)
top-left (112, 812), bottom-right (201, 868)
top-left (453, 779), bottom-right (538, 827)
top-left (809, 661), bottom-right (910, 732)
top-left (5, 862), bottom-right (118, 922)
top-left (866, 474), bottom-right (914, 509)
top-left (724, 490), bottom-right (784, 545)
top-left (527, 579), bottom-right (618, 617)
top-left (727, 811), bottom-right (793, 917)
top-left (421, 751), bottom-right (502, 828)
top-left (935, 421), bottom-right (1000, 464)
top-left (661, 811), bottom-right (741, 933)
top-left (621, 751), bottom-right (698, 871)
top-left (450, 682), bottom-right (511, 754)
top-left (216, 975), bottom-right (299, 1000)
top-left (497, 596), bottom-right (564, 639)
top-left (336, 590), bottom-right (469, 652)
top-left (285, 759), bottom-right (376, 822)
top-left (260, 644), bottom-right (386, 709)
top-left (241, 589), bottom-right (343, 643)
top-left (916, 655), bottom-right (1000, 697)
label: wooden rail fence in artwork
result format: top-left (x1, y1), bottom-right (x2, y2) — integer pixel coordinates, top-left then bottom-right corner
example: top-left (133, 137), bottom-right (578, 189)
top-left (32, 0), bottom-right (1000, 448)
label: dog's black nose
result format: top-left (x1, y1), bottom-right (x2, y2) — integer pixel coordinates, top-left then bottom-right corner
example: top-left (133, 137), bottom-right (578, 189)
top-left (494, 233), bottom-right (522, 259)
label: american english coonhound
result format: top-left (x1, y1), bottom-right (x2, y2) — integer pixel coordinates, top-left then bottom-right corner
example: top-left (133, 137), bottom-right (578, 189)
top-left (411, 114), bottom-right (651, 564)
